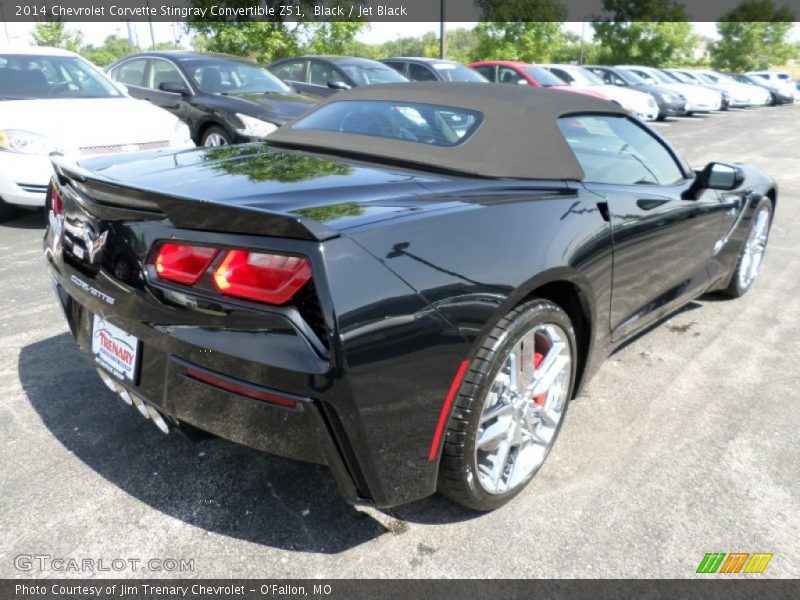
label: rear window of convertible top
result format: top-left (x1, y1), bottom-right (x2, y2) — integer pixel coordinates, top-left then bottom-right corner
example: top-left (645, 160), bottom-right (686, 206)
top-left (291, 100), bottom-right (483, 147)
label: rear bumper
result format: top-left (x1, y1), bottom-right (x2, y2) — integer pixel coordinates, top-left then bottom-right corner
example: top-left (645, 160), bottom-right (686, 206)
top-left (49, 274), bottom-right (366, 505)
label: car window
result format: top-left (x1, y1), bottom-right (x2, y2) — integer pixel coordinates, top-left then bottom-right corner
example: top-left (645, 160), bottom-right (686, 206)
top-left (183, 58), bottom-right (291, 94)
top-left (271, 60), bottom-right (305, 82)
top-left (558, 115), bottom-right (685, 186)
top-left (432, 63), bottom-right (487, 82)
top-left (292, 100), bottom-right (483, 147)
top-left (498, 67), bottom-right (524, 85)
top-left (383, 61), bottom-right (405, 74)
top-left (472, 65), bottom-right (495, 81)
top-left (309, 61), bottom-right (341, 86)
top-left (549, 68), bottom-right (574, 84)
top-left (628, 69), bottom-right (657, 85)
top-left (147, 59), bottom-right (183, 91)
top-left (339, 64), bottom-right (407, 85)
top-left (111, 58), bottom-right (147, 87)
top-left (520, 66), bottom-right (566, 86)
top-left (409, 63), bottom-right (437, 82)
top-left (0, 53), bottom-right (122, 99)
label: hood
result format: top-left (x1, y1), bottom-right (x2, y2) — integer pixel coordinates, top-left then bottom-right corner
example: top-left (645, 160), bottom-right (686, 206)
top-left (222, 91), bottom-right (317, 124)
top-left (0, 97), bottom-right (182, 152)
top-left (594, 84), bottom-right (653, 108)
top-left (657, 82), bottom-right (719, 102)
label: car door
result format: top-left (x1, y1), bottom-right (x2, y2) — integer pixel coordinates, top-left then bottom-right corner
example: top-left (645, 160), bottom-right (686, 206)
top-left (270, 59), bottom-right (309, 93)
top-left (558, 114), bottom-right (729, 341)
top-left (108, 57), bottom-right (149, 100)
top-left (306, 60), bottom-right (349, 97)
top-left (472, 65), bottom-right (496, 82)
top-left (139, 58), bottom-right (194, 122)
top-left (408, 62), bottom-right (438, 82)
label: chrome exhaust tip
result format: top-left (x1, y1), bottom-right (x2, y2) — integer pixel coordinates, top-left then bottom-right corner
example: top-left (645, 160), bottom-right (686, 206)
top-left (147, 404), bottom-right (170, 434)
top-left (130, 392), bottom-right (150, 419)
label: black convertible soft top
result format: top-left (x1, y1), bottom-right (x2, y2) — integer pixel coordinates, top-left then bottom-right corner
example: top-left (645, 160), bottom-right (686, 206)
top-left (267, 82), bottom-right (628, 180)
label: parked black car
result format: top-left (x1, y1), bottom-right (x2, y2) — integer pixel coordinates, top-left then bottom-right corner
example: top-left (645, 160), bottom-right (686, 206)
top-left (267, 55), bottom-right (408, 99)
top-left (585, 65), bottom-right (688, 120)
top-left (45, 84), bottom-right (775, 511)
top-left (729, 72), bottom-right (795, 105)
top-left (107, 51), bottom-right (317, 146)
top-left (381, 57), bottom-right (488, 82)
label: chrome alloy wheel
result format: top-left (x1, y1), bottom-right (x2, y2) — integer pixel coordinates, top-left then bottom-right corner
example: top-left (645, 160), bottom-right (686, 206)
top-left (475, 323), bottom-right (572, 495)
top-left (203, 132), bottom-right (229, 147)
top-left (738, 206), bottom-right (771, 289)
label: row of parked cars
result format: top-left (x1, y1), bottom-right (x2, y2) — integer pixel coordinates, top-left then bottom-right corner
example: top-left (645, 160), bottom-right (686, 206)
top-left (1, 45), bottom-right (797, 220)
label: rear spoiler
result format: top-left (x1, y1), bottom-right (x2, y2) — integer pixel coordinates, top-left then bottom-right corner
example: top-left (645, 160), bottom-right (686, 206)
top-left (50, 156), bottom-right (339, 242)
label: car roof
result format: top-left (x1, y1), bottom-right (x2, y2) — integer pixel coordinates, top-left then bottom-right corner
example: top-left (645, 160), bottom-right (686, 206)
top-left (469, 60), bottom-right (530, 68)
top-left (384, 57), bottom-right (463, 65)
top-left (0, 46), bottom-right (77, 57)
top-left (276, 55), bottom-right (388, 66)
top-left (268, 82), bottom-right (628, 181)
top-left (122, 51), bottom-right (254, 62)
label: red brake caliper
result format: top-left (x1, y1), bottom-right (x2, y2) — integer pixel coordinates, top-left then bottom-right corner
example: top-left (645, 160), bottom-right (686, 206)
top-left (532, 352), bottom-right (546, 406)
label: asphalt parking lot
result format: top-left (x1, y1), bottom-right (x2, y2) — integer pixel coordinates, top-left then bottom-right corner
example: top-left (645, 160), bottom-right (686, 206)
top-left (2, 105), bottom-right (799, 579)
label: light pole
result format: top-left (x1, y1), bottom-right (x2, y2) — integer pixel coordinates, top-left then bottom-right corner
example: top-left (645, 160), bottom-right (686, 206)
top-left (144, 0), bottom-right (156, 49)
top-left (439, 0), bottom-right (445, 59)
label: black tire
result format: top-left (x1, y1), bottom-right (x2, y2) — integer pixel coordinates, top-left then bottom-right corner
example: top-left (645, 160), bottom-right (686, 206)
top-left (437, 298), bottom-right (577, 511)
top-left (722, 198), bottom-right (773, 298)
top-left (0, 197), bottom-right (19, 222)
top-left (201, 126), bottom-right (232, 147)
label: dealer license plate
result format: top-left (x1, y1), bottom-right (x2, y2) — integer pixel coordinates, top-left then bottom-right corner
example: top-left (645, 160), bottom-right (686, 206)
top-left (91, 314), bottom-right (140, 382)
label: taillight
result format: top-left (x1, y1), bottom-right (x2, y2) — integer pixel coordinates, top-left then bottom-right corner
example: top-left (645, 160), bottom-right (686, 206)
top-left (49, 182), bottom-right (63, 218)
top-left (154, 243), bottom-right (219, 285)
top-left (213, 250), bottom-right (311, 305)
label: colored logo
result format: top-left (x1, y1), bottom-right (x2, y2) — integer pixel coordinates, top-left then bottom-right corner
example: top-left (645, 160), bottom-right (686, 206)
top-left (696, 552), bottom-right (773, 574)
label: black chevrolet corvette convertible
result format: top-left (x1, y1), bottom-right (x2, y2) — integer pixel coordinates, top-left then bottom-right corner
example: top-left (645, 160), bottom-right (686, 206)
top-left (44, 83), bottom-right (775, 511)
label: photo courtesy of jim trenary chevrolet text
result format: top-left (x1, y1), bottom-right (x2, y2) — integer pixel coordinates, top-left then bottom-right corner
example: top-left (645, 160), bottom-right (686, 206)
top-left (1, 0), bottom-right (799, 597)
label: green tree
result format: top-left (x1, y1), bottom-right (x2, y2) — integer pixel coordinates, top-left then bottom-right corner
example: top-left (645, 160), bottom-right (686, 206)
top-left (30, 20), bottom-right (83, 52)
top-left (711, 0), bottom-right (795, 71)
top-left (592, 0), bottom-right (698, 66)
top-left (472, 22), bottom-right (566, 62)
top-left (306, 22), bottom-right (368, 55)
top-left (443, 28), bottom-right (479, 63)
top-left (80, 35), bottom-right (138, 67)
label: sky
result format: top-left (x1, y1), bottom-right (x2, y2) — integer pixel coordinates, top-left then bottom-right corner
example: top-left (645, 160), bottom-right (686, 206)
top-left (1, 21), bottom-right (799, 49)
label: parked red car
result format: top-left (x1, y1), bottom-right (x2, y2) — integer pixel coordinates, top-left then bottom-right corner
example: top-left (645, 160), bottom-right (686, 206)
top-left (469, 60), bottom-right (610, 101)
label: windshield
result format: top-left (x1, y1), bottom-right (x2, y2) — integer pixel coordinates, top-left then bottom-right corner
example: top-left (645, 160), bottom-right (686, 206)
top-left (570, 67), bottom-right (605, 86)
top-left (292, 100), bottom-right (482, 147)
top-left (0, 54), bottom-right (122, 100)
top-left (431, 63), bottom-right (487, 82)
top-left (520, 67), bottom-right (565, 86)
top-left (615, 68), bottom-right (646, 85)
top-left (694, 73), bottom-right (716, 84)
top-left (340, 64), bottom-right (408, 85)
top-left (648, 69), bottom-right (679, 84)
top-left (183, 58), bottom-right (291, 94)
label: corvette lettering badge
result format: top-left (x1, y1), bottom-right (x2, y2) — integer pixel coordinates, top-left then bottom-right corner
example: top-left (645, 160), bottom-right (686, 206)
top-left (70, 274), bottom-right (115, 305)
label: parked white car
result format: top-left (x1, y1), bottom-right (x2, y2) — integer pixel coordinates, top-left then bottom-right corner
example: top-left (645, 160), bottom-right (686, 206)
top-left (0, 47), bottom-right (194, 220)
top-left (541, 64), bottom-right (659, 120)
top-left (746, 70), bottom-right (800, 101)
top-left (675, 68), bottom-right (771, 107)
top-left (617, 65), bottom-right (723, 114)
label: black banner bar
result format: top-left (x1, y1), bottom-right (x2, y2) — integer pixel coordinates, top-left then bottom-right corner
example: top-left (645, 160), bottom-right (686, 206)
top-left (2, 579), bottom-right (800, 600)
top-left (0, 0), bottom-right (798, 23)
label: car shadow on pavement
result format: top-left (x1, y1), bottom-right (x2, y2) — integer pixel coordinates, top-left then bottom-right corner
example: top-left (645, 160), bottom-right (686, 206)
top-left (2, 209), bottom-right (45, 229)
top-left (19, 333), bottom-right (390, 554)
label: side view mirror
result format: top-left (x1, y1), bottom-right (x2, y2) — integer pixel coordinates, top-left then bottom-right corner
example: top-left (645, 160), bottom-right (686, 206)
top-left (684, 162), bottom-right (744, 199)
top-left (516, 79), bottom-right (529, 85)
top-left (327, 80), bottom-right (351, 90)
top-left (159, 81), bottom-right (190, 96)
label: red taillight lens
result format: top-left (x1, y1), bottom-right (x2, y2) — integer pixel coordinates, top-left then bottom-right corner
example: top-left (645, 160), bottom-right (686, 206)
top-left (213, 250), bottom-right (311, 305)
top-left (49, 182), bottom-right (63, 218)
top-left (154, 243), bottom-right (219, 285)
